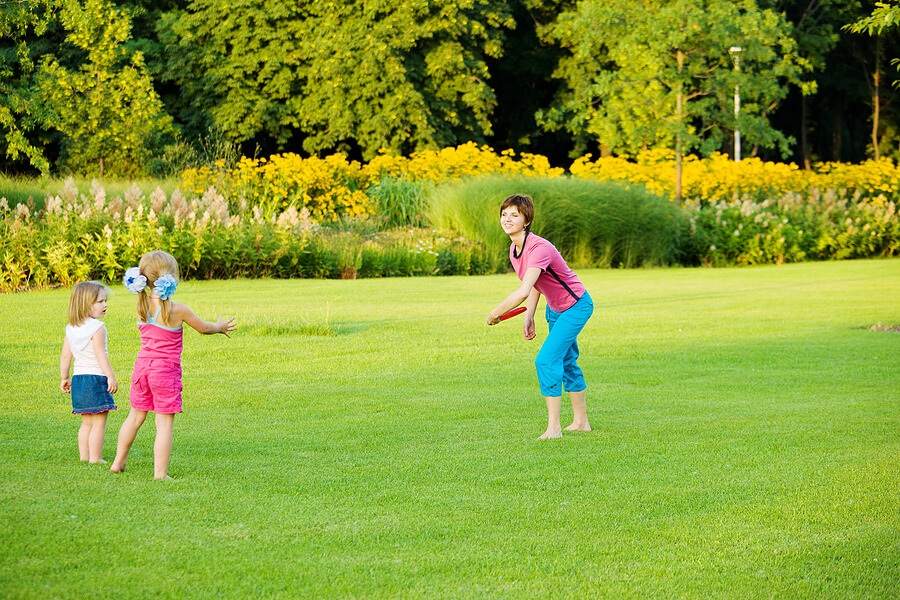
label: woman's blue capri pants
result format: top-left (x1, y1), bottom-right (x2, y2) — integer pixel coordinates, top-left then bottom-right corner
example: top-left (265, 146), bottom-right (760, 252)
top-left (535, 292), bottom-right (593, 397)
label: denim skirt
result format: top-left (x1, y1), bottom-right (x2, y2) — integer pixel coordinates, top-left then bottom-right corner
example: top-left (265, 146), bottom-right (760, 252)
top-left (71, 374), bottom-right (117, 414)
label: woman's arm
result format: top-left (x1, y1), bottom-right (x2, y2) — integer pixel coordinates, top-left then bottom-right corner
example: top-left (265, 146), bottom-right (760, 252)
top-left (91, 327), bottom-right (118, 393)
top-left (522, 287), bottom-right (542, 340)
top-left (487, 267), bottom-right (543, 325)
top-left (172, 302), bottom-right (236, 337)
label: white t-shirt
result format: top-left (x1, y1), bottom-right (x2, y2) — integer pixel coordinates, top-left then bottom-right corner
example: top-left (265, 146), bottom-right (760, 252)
top-left (65, 318), bottom-right (108, 376)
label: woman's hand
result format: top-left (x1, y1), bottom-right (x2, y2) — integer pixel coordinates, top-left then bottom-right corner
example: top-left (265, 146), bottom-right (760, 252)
top-left (523, 315), bottom-right (536, 340)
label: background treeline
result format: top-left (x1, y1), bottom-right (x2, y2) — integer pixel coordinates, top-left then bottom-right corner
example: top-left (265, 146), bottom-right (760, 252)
top-left (3, 0), bottom-right (900, 178)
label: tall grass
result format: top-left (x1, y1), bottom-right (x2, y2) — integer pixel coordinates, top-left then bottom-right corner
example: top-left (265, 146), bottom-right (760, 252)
top-left (427, 175), bottom-right (687, 269)
top-left (366, 176), bottom-right (431, 228)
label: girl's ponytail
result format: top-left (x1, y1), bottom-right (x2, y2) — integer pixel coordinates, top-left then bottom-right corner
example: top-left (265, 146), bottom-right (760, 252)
top-left (125, 251), bottom-right (180, 326)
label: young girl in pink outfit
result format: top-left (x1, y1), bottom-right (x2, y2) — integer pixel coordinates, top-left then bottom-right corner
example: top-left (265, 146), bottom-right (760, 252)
top-left (60, 281), bottom-right (119, 463)
top-left (110, 250), bottom-right (235, 480)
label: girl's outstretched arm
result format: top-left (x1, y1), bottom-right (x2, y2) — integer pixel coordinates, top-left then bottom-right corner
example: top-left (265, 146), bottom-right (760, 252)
top-left (172, 302), bottom-right (236, 337)
top-left (487, 267), bottom-right (543, 325)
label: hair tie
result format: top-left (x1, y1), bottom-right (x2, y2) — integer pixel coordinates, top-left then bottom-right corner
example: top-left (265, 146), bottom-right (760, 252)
top-left (123, 267), bottom-right (147, 294)
top-left (153, 274), bottom-right (178, 300)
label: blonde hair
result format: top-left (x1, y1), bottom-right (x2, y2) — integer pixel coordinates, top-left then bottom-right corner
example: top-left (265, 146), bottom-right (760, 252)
top-left (136, 250), bottom-right (180, 326)
top-left (68, 281), bottom-right (109, 326)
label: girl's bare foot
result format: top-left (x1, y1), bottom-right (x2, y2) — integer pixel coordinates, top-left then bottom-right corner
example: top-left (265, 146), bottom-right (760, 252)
top-left (90, 458), bottom-right (108, 464)
top-left (565, 422), bottom-right (591, 432)
top-left (155, 475), bottom-right (174, 481)
top-left (110, 463), bottom-right (125, 473)
top-left (538, 429), bottom-right (562, 440)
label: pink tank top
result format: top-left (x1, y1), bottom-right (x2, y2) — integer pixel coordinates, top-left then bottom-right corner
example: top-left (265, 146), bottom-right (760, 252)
top-left (136, 308), bottom-right (184, 364)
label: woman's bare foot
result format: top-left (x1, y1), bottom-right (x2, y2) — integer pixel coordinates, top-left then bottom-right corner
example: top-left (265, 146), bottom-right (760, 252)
top-left (538, 428), bottom-right (562, 440)
top-left (565, 421), bottom-right (591, 432)
top-left (110, 463), bottom-right (125, 473)
top-left (155, 475), bottom-right (174, 481)
top-left (90, 458), bottom-right (108, 464)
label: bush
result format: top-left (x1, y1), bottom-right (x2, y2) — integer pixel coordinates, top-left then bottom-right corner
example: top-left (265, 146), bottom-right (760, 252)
top-left (0, 181), bottom-right (493, 291)
top-left (683, 189), bottom-right (900, 266)
top-left (571, 149), bottom-right (900, 205)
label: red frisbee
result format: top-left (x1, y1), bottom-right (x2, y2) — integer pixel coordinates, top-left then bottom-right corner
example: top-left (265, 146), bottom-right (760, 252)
top-left (498, 306), bottom-right (527, 321)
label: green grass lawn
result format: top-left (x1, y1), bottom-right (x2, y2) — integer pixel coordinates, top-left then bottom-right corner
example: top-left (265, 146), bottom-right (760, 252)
top-left (1, 260), bottom-right (898, 598)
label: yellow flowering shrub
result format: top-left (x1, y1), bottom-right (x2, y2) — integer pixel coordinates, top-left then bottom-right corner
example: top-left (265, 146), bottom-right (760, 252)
top-left (814, 159), bottom-right (900, 197)
top-left (571, 151), bottom-right (900, 204)
top-left (182, 154), bottom-right (372, 221)
top-left (181, 143), bottom-right (564, 222)
top-left (359, 142), bottom-right (564, 185)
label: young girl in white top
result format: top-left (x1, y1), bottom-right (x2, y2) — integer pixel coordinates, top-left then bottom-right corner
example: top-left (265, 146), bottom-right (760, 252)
top-left (60, 281), bottom-right (119, 463)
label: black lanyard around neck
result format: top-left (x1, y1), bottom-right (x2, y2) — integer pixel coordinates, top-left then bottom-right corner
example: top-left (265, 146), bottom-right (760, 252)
top-left (513, 231), bottom-right (530, 259)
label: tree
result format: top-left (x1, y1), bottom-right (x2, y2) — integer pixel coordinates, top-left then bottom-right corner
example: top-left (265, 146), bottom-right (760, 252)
top-left (845, 0), bottom-right (900, 160)
top-left (539, 0), bottom-right (809, 200)
top-left (0, 0), bottom-right (59, 174)
top-left (485, 0), bottom-right (578, 163)
top-left (157, 0), bottom-right (514, 160)
top-left (761, 1), bottom-right (864, 167)
top-left (35, 0), bottom-right (173, 177)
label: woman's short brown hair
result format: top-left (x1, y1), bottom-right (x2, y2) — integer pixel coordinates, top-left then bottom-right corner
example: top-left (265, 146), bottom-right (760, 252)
top-left (500, 193), bottom-right (534, 228)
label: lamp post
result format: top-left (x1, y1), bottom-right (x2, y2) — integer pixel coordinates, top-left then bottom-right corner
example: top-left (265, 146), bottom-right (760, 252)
top-left (729, 46), bottom-right (742, 162)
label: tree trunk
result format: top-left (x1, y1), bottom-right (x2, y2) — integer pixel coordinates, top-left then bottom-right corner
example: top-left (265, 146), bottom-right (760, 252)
top-left (801, 94), bottom-right (810, 170)
top-left (833, 106), bottom-right (843, 161)
top-left (872, 37), bottom-right (882, 160)
top-left (675, 97), bottom-right (683, 203)
top-left (675, 50), bottom-right (684, 203)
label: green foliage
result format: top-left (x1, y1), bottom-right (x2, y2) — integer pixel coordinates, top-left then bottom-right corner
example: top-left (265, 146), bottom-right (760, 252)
top-left (0, 0), bottom-right (58, 174)
top-left (157, 0), bottom-right (514, 159)
top-left (844, 1), bottom-right (900, 36)
top-left (684, 189), bottom-right (900, 266)
top-left (146, 126), bottom-right (243, 179)
top-left (540, 0), bottom-right (808, 158)
top-left (35, 0), bottom-right (174, 177)
top-left (427, 175), bottom-right (687, 268)
top-left (0, 180), bottom-right (492, 291)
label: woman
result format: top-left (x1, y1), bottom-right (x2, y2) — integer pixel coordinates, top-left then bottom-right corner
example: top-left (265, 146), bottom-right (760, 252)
top-left (487, 194), bottom-right (594, 439)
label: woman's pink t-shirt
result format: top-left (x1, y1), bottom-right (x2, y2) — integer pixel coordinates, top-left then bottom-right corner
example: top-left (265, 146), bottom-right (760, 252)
top-left (510, 233), bottom-right (585, 312)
